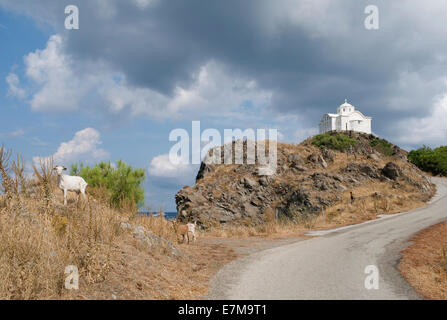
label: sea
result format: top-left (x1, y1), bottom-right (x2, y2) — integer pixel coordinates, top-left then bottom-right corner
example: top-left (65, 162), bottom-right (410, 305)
top-left (137, 211), bottom-right (177, 220)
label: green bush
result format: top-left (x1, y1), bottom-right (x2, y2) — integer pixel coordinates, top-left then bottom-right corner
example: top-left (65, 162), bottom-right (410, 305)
top-left (70, 160), bottom-right (146, 210)
top-left (312, 133), bottom-right (358, 151)
top-left (370, 138), bottom-right (394, 156)
top-left (408, 145), bottom-right (447, 176)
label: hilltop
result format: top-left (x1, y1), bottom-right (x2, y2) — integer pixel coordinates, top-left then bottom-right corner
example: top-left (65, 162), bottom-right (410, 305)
top-left (176, 132), bottom-right (435, 229)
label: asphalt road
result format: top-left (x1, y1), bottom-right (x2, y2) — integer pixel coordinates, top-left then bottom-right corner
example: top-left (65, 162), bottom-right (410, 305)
top-left (207, 177), bottom-right (447, 300)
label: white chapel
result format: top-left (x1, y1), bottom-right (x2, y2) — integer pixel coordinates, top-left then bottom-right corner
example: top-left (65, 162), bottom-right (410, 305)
top-left (319, 100), bottom-right (372, 134)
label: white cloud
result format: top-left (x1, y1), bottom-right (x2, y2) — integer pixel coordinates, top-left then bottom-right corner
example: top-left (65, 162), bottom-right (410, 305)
top-left (295, 127), bottom-right (318, 143)
top-left (133, 0), bottom-right (158, 9)
top-left (6, 73), bottom-right (26, 99)
top-left (386, 71), bottom-right (447, 113)
top-left (395, 92), bottom-right (447, 146)
top-left (148, 153), bottom-right (197, 186)
top-left (23, 34), bottom-right (272, 119)
top-left (9, 129), bottom-right (25, 138)
top-left (33, 128), bottom-right (109, 166)
top-left (260, 0), bottom-right (353, 38)
top-left (101, 60), bottom-right (272, 118)
top-left (277, 130), bottom-right (285, 142)
top-left (24, 35), bottom-right (88, 111)
top-left (0, 129), bottom-right (26, 139)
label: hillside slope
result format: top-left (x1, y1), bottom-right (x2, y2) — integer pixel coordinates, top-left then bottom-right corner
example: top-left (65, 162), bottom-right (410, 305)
top-left (176, 132), bottom-right (435, 228)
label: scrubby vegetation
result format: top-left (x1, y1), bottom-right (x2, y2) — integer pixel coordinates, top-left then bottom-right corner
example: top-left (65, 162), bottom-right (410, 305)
top-left (0, 146), bottom-right (123, 299)
top-left (311, 133), bottom-right (358, 151)
top-left (0, 145), bottom-right (294, 300)
top-left (408, 145), bottom-right (447, 176)
top-left (0, 135), bottom-right (439, 299)
top-left (370, 138), bottom-right (394, 156)
top-left (0, 145), bottom-right (211, 300)
top-left (70, 161), bottom-right (145, 211)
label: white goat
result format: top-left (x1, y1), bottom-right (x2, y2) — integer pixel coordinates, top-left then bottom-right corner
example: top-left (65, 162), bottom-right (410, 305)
top-left (172, 220), bottom-right (197, 244)
top-left (187, 222), bottom-right (196, 243)
top-left (53, 165), bottom-right (88, 205)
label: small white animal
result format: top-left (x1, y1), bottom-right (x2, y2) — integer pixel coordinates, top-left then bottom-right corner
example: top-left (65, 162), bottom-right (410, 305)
top-left (172, 220), bottom-right (197, 244)
top-left (53, 165), bottom-right (88, 205)
top-left (187, 222), bottom-right (196, 243)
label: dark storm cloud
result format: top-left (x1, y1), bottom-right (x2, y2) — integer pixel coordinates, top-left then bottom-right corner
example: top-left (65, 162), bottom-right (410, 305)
top-left (2, 0), bottom-right (447, 145)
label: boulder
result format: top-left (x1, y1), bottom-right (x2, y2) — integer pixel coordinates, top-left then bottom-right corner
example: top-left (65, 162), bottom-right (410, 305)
top-left (322, 148), bottom-right (335, 162)
top-left (120, 223), bottom-right (182, 257)
top-left (318, 155), bottom-right (328, 168)
top-left (307, 152), bottom-right (320, 163)
top-left (288, 153), bottom-right (304, 166)
top-left (343, 163), bottom-right (381, 179)
top-left (382, 162), bottom-right (401, 180)
top-left (242, 177), bottom-right (257, 189)
top-left (294, 165), bottom-right (309, 172)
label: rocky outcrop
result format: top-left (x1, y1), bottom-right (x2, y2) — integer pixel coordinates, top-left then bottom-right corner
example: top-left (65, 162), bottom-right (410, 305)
top-left (120, 222), bottom-right (182, 257)
top-left (175, 133), bottom-right (435, 228)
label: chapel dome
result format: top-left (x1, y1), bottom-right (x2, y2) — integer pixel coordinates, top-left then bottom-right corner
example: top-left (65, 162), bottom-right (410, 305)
top-left (339, 99), bottom-right (353, 108)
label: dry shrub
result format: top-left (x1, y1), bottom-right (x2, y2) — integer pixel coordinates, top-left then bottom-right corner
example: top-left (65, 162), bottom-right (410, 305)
top-left (295, 210), bottom-right (319, 230)
top-left (203, 214), bottom-right (303, 238)
top-left (0, 145), bottom-right (124, 299)
top-left (61, 202), bottom-right (122, 285)
top-left (204, 224), bottom-right (258, 238)
top-left (52, 214), bottom-right (68, 236)
top-left (0, 213), bottom-right (64, 299)
top-left (0, 145), bottom-right (14, 204)
top-left (12, 154), bottom-right (27, 196)
top-left (32, 157), bottom-right (54, 211)
top-left (0, 195), bottom-right (6, 209)
top-left (441, 247), bottom-right (447, 274)
top-left (131, 212), bottom-right (177, 243)
top-left (84, 185), bottom-right (110, 206)
top-left (380, 197), bottom-right (391, 213)
top-left (0, 197), bottom-right (123, 299)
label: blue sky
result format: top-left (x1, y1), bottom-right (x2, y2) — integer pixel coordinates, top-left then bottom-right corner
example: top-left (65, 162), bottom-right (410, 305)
top-left (1, 1), bottom-right (447, 211)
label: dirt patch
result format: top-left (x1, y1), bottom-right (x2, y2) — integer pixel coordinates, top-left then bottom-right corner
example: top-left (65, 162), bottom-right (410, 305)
top-left (399, 221), bottom-right (447, 300)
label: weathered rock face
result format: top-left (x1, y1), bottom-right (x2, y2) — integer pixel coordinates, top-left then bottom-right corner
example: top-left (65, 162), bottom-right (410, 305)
top-left (175, 133), bottom-right (434, 228)
top-left (382, 162), bottom-right (401, 180)
top-left (120, 222), bottom-right (182, 257)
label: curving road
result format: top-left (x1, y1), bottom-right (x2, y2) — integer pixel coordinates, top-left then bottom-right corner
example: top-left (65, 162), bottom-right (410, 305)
top-left (207, 177), bottom-right (447, 300)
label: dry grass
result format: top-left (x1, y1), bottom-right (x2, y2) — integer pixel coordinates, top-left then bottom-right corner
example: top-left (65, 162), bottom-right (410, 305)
top-left (0, 200), bottom-right (124, 299)
top-left (0, 141), bottom-right (437, 299)
top-left (399, 221), bottom-right (447, 300)
top-left (0, 166), bottom-right (123, 300)
top-left (313, 181), bottom-right (430, 229)
top-left (202, 221), bottom-right (304, 238)
top-left (0, 146), bottom-right (247, 300)
top-left (0, 147), bottom-right (170, 299)
top-left (202, 212), bottom-right (306, 238)
top-left (130, 212), bottom-right (178, 243)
